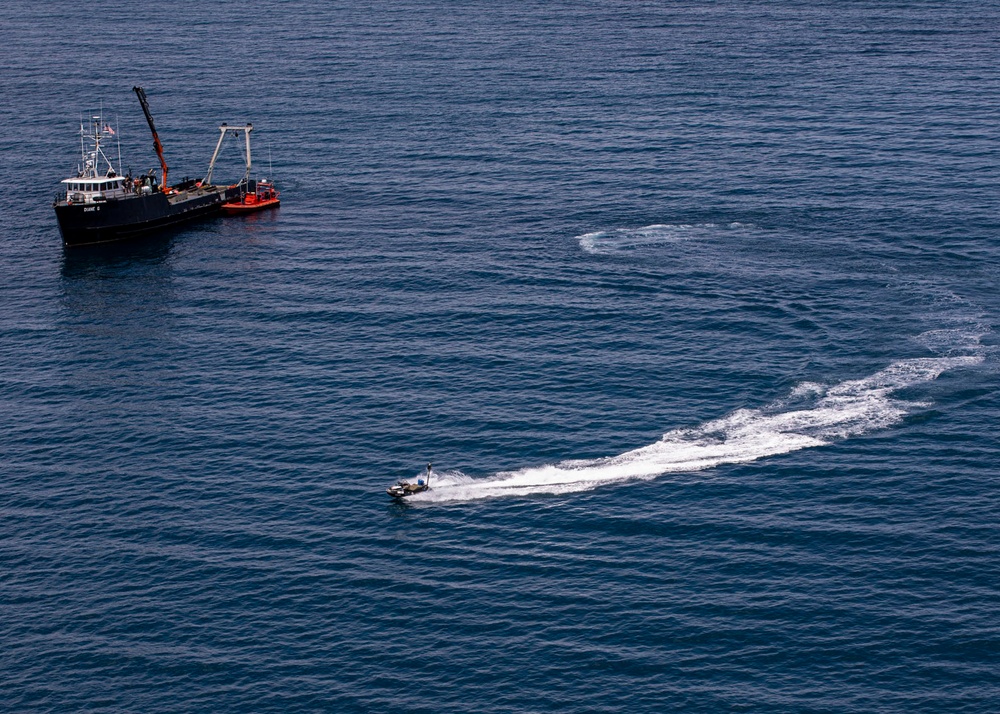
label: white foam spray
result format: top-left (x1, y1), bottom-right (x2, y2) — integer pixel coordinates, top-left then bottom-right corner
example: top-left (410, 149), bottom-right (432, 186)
top-left (578, 223), bottom-right (751, 255)
top-left (409, 343), bottom-right (984, 503)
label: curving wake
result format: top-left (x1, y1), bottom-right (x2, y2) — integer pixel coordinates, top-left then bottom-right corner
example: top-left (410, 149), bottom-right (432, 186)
top-left (407, 329), bottom-right (985, 503)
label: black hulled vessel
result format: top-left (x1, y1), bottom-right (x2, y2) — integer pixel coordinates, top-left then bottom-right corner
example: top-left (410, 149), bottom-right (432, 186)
top-left (54, 87), bottom-right (248, 247)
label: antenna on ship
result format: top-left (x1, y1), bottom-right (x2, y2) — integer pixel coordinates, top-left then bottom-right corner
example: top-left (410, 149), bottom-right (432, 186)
top-left (78, 113), bottom-right (84, 176)
top-left (115, 116), bottom-right (122, 176)
top-left (98, 101), bottom-right (104, 172)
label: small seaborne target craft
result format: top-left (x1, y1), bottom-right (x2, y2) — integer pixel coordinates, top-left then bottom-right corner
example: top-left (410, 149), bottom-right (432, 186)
top-left (387, 463), bottom-right (433, 499)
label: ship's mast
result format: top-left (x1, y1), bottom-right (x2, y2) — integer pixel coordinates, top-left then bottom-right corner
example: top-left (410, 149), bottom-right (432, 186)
top-left (78, 115), bottom-right (85, 175)
top-left (132, 86), bottom-right (169, 192)
top-left (76, 113), bottom-right (117, 179)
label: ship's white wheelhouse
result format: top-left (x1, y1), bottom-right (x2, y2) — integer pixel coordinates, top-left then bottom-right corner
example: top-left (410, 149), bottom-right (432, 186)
top-left (62, 176), bottom-right (128, 204)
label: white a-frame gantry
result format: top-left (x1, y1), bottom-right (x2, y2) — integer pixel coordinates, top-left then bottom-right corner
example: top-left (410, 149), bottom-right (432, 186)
top-left (205, 122), bottom-right (253, 185)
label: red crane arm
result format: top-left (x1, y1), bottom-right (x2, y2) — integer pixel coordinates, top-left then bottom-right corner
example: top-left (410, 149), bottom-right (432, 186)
top-left (132, 86), bottom-right (169, 192)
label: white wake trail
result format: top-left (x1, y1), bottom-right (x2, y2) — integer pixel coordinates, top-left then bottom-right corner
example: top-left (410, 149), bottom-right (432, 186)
top-left (578, 223), bottom-right (752, 254)
top-left (411, 348), bottom-right (983, 503)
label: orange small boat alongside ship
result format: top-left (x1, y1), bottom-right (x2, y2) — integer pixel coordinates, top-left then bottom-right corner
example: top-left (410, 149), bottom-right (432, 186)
top-left (222, 179), bottom-right (280, 215)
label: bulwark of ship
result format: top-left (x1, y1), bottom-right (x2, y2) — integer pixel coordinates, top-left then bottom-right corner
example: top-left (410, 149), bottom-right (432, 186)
top-left (53, 87), bottom-right (249, 247)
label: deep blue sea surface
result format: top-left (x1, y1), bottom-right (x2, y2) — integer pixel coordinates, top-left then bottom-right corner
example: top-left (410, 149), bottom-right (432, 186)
top-left (2, 2), bottom-right (999, 712)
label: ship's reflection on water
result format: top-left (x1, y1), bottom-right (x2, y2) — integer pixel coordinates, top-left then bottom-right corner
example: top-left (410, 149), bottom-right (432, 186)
top-left (60, 231), bottom-right (175, 277)
top-left (59, 230), bottom-right (180, 341)
top-left (58, 209), bottom-right (278, 340)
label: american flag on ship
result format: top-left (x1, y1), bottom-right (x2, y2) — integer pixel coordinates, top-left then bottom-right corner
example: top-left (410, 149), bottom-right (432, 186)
top-left (103, 124), bottom-right (115, 135)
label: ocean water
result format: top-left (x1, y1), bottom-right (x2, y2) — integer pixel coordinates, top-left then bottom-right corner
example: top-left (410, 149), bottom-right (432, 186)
top-left (2, 1), bottom-right (999, 712)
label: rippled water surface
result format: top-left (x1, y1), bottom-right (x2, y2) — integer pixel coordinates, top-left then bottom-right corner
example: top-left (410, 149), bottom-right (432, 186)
top-left (2, 2), bottom-right (999, 712)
